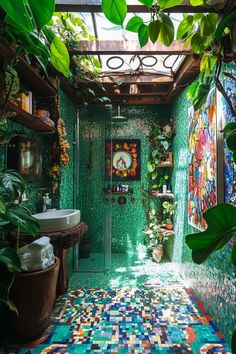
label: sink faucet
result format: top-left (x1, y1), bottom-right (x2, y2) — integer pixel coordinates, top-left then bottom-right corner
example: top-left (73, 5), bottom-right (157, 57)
top-left (43, 193), bottom-right (51, 212)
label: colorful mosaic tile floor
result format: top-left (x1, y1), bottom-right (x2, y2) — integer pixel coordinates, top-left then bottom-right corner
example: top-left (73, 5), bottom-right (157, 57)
top-left (17, 285), bottom-right (231, 354)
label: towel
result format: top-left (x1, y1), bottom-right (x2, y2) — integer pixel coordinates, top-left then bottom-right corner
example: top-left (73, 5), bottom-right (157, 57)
top-left (18, 237), bottom-right (55, 271)
top-left (32, 236), bottom-right (50, 247)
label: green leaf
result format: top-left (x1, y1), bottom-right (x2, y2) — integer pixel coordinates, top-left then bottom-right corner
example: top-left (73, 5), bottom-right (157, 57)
top-left (0, 198), bottom-right (6, 214)
top-left (232, 329), bottom-right (236, 354)
top-left (231, 242), bottom-right (236, 267)
top-left (225, 129), bottom-right (236, 152)
top-left (0, 170), bottom-right (25, 203)
top-left (138, 0), bottom-right (154, 8)
top-left (126, 16), bottom-right (143, 32)
top-left (152, 149), bottom-right (158, 158)
top-left (162, 141), bottom-right (169, 150)
top-left (186, 203), bottom-right (236, 264)
top-left (101, 0), bottom-right (127, 25)
top-left (147, 162), bottom-right (155, 173)
top-left (177, 15), bottom-right (193, 40)
top-left (28, 0), bottom-right (55, 31)
top-left (149, 20), bottom-right (161, 44)
top-left (0, 246), bottom-right (21, 272)
top-left (0, 0), bottom-right (33, 33)
top-left (158, 14), bottom-right (174, 47)
top-left (187, 80), bottom-right (199, 99)
top-left (200, 54), bottom-right (217, 76)
top-left (200, 13), bottom-right (218, 37)
top-left (138, 24), bottom-right (149, 48)
top-left (151, 171), bottom-right (158, 180)
top-left (50, 35), bottom-right (71, 78)
top-left (191, 32), bottom-right (205, 54)
top-left (4, 204), bottom-right (39, 236)
top-left (158, 0), bottom-right (184, 10)
top-left (190, 0), bottom-right (204, 5)
top-left (22, 32), bottom-right (50, 66)
top-left (193, 83), bottom-right (211, 110)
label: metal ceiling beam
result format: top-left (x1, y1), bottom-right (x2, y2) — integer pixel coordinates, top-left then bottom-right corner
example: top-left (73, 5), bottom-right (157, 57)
top-left (55, 0), bottom-right (225, 13)
top-left (71, 40), bottom-right (192, 55)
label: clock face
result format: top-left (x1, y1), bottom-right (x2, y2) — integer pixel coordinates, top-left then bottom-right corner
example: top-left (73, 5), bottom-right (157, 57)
top-left (113, 151), bottom-right (132, 171)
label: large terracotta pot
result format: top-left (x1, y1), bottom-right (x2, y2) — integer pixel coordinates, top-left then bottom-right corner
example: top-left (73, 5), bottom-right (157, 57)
top-left (10, 257), bottom-right (60, 339)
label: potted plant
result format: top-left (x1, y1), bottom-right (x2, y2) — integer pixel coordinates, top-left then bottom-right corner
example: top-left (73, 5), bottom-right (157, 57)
top-left (162, 201), bottom-right (177, 230)
top-left (0, 169), bottom-right (60, 339)
top-left (149, 175), bottom-right (169, 196)
top-left (143, 208), bottom-right (173, 263)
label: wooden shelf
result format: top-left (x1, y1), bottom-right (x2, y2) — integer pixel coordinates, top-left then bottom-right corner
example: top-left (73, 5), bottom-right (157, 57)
top-left (103, 190), bottom-right (133, 195)
top-left (157, 163), bottom-right (173, 168)
top-left (6, 100), bottom-right (55, 133)
top-left (151, 193), bottom-right (174, 199)
top-left (0, 42), bottom-right (57, 97)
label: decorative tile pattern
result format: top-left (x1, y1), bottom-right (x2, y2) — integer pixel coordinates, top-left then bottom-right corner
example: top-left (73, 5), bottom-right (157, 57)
top-left (18, 287), bottom-right (231, 353)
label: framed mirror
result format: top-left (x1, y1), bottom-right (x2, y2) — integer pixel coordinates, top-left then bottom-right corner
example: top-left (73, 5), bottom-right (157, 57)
top-left (7, 135), bottom-right (42, 181)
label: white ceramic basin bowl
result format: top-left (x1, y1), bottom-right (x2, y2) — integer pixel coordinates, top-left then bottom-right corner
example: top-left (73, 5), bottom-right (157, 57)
top-left (33, 209), bottom-right (81, 232)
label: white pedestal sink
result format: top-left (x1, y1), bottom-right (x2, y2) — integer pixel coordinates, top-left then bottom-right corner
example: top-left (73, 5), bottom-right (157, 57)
top-left (33, 209), bottom-right (81, 232)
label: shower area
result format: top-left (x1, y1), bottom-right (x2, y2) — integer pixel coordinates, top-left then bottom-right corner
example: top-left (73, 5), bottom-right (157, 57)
top-left (74, 104), bottom-right (155, 273)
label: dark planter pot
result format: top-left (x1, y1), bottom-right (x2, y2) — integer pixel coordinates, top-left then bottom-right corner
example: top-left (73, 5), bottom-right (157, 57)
top-left (10, 257), bottom-right (60, 340)
top-left (79, 238), bottom-right (91, 259)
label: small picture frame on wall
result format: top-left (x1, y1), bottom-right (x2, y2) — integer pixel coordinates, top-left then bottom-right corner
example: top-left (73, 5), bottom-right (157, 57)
top-left (105, 139), bottom-right (141, 181)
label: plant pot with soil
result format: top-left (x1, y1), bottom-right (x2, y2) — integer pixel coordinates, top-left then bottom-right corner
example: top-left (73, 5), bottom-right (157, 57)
top-left (0, 170), bottom-right (59, 339)
top-left (10, 256), bottom-right (60, 339)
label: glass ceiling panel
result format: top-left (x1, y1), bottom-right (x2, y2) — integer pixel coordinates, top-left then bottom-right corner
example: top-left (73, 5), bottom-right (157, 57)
top-left (73, 12), bottom-right (186, 75)
top-left (100, 54), bottom-right (185, 74)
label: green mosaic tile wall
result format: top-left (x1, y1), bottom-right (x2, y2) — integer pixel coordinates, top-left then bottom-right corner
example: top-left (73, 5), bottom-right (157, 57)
top-left (170, 65), bottom-right (236, 343)
top-left (59, 91), bottom-right (77, 210)
top-left (79, 105), bottom-right (171, 254)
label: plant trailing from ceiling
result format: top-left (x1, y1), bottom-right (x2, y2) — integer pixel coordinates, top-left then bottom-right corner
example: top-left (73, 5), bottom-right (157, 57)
top-left (0, 169), bottom-right (39, 313)
top-left (0, 0), bottom-right (70, 78)
top-left (50, 12), bottom-right (110, 104)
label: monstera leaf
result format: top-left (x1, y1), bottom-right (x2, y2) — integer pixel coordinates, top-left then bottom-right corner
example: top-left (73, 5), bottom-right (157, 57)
top-left (0, 170), bottom-right (25, 203)
top-left (186, 203), bottom-right (236, 266)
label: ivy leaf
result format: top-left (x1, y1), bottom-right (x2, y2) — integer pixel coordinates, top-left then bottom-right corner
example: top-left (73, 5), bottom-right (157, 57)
top-left (187, 80), bottom-right (199, 99)
top-left (177, 15), bottom-right (193, 40)
top-left (191, 32), bottom-right (205, 54)
top-left (147, 162), bottom-right (155, 173)
top-left (138, 23), bottom-right (149, 47)
top-left (151, 171), bottom-right (158, 180)
top-left (158, 0), bottom-right (184, 10)
top-left (190, 0), bottom-right (204, 5)
top-left (126, 16), bottom-right (143, 32)
top-left (200, 13), bottom-right (219, 37)
top-left (101, 0), bottom-right (127, 25)
top-left (193, 83), bottom-right (211, 110)
top-left (200, 54), bottom-right (217, 76)
top-left (138, 0), bottom-right (154, 8)
top-left (152, 149), bottom-right (158, 158)
top-left (149, 20), bottom-right (161, 44)
top-left (186, 203), bottom-right (236, 265)
top-left (158, 14), bottom-right (174, 47)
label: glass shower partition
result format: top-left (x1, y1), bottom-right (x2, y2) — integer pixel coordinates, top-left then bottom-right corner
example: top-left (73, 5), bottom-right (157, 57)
top-left (74, 105), bottom-right (112, 272)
